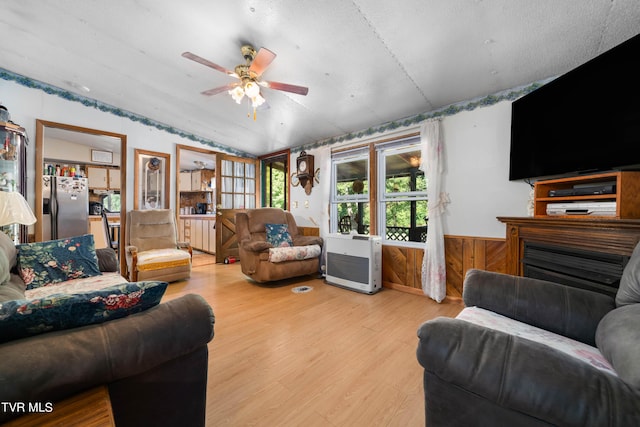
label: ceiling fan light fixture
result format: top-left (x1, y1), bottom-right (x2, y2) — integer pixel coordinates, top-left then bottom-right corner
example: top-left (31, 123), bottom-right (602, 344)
top-left (183, 44), bottom-right (308, 121)
top-left (251, 93), bottom-right (265, 108)
top-left (244, 80), bottom-right (260, 98)
top-left (229, 86), bottom-right (245, 103)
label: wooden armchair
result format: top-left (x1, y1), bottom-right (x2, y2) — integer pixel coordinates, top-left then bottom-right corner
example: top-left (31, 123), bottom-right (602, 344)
top-left (125, 209), bottom-right (192, 282)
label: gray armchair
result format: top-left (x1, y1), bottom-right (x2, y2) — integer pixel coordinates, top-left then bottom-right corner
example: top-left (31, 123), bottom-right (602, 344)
top-left (417, 244), bottom-right (640, 426)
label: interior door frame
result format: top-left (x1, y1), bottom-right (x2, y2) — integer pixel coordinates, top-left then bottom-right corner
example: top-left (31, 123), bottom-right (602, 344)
top-left (35, 120), bottom-right (127, 272)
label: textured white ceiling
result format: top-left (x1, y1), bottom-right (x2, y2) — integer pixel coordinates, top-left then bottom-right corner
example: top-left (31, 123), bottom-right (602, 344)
top-left (1, 0), bottom-right (639, 156)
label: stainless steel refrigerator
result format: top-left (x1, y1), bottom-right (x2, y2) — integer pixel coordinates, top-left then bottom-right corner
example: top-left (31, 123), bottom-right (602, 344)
top-left (42, 176), bottom-right (89, 240)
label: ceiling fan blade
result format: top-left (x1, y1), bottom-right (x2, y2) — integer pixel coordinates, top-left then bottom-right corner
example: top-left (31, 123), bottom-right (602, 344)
top-left (201, 83), bottom-right (238, 96)
top-left (249, 47), bottom-right (276, 76)
top-left (262, 80), bottom-right (309, 96)
top-left (182, 51), bottom-right (236, 76)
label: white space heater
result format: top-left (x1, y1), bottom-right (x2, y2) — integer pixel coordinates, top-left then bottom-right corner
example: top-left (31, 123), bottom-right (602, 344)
top-left (325, 233), bottom-right (382, 294)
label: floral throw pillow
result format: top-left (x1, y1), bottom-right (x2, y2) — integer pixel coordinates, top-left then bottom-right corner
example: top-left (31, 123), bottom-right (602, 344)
top-left (0, 280), bottom-right (168, 344)
top-left (17, 234), bottom-right (102, 290)
top-left (268, 244), bottom-right (322, 263)
top-left (265, 223), bottom-right (293, 248)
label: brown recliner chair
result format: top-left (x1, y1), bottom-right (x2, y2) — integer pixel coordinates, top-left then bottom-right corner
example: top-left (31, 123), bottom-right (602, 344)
top-left (125, 209), bottom-right (192, 282)
top-left (236, 208), bottom-right (323, 283)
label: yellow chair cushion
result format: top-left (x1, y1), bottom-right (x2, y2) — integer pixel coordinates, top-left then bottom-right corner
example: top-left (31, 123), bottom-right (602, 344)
top-left (136, 248), bottom-right (191, 272)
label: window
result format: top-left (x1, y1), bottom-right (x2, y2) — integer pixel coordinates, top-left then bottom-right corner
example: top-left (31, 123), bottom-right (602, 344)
top-left (220, 159), bottom-right (256, 209)
top-left (261, 151), bottom-right (288, 209)
top-left (377, 138), bottom-right (427, 246)
top-left (101, 193), bottom-right (121, 213)
top-left (330, 147), bottom-right (370, 234)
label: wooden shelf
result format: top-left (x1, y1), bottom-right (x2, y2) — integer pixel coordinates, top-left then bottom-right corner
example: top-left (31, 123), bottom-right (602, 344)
top-left (533, 171), bottom-right (640, 219)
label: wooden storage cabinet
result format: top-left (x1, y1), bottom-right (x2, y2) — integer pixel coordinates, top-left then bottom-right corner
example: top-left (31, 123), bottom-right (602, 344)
top-left (108, 169), bottom-right (120, 189)
top-left (534, 171), bottom-right (640, 219)
top-left (180, 170), bottom-right (215, 192)
top-left (179, 172), bottom-right (192, 192)
top-left (87, 166), bottom-right (107, 189)
top-left (179, 217), bottom-right (215, 254)
top-left (87, 166), bottom-right (120, 190)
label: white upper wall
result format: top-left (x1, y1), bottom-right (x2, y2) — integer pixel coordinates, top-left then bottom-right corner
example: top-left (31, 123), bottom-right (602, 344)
top-left (3, 78), bottom-right (530, 239)
top-left (441, 101), bottom-right (531, 237)
top-left (1, 79), bottom-right (229, 212)
top-left (289, 100), bottom-right (531, 239)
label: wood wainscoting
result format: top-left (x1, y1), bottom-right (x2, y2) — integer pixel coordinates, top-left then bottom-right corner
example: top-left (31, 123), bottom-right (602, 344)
top-left (382, 235), bottom-right (506, 300)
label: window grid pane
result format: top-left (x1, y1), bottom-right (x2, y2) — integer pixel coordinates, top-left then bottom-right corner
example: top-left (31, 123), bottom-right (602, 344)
top-left (335, 202), bottom-right (370, 234)
top-left (245, 163), bottom-right (255, 178)
top-left (222, 160), bottom-right (233, 175)
top-left (330, 153), bottom-right (370, 234)
top-left (384, 200), bottom-right (428, 242)
top-left (234, 162), bottom-right (245, 177)
top-left (220, 159), bottom-right (255, 209)
top-left (379, 142), bottom-right (428, 244)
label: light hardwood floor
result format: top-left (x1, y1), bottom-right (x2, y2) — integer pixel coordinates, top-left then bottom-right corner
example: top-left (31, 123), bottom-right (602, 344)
top-left (164, 261), bottom-right (463, 427)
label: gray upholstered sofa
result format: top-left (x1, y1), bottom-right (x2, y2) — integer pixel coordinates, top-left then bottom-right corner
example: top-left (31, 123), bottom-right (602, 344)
top-left (0, 233), bottom-right (214, 426)
top-left (417, 243), bottom-right (640, 426)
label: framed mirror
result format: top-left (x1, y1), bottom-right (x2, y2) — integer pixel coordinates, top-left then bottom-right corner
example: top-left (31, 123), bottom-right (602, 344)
top-left (35, 119), bottom-right (127, 272)
top-left (134, 149), bottom-right (170, 210)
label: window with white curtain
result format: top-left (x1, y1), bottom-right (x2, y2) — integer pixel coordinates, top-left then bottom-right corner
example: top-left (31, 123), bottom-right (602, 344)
top-left (220, 159), bottom-right (256, 209)
top-left (377, 137), bottom-right (428, 246)
top-left (330, 147), bottom-right (370, 234)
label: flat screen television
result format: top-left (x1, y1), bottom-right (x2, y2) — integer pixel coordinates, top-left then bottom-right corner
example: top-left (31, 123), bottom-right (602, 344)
top-left (509, 33), bottom-right (640, 181)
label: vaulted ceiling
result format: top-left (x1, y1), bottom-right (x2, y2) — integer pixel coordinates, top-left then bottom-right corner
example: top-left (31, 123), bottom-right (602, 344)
top-left (2, 1), bottom-right (639, 156)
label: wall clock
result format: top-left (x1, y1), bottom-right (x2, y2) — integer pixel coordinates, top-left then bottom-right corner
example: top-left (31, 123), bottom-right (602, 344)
top-left (296, 151), bottom-right (314, 194)
top-left (296, 151), bottom-right (314, 177)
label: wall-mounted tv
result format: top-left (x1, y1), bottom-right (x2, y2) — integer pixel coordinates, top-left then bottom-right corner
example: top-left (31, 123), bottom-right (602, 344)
top-left (509, 33), bottom-right (640, 181)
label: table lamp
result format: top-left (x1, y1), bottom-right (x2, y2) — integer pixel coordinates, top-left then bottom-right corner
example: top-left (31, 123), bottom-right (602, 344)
top-left (0, 191), bottom-right (37, 245)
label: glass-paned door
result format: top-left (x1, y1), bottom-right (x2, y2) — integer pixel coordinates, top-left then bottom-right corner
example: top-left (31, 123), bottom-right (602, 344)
top-left (215, 154), bottom-right (258, 262)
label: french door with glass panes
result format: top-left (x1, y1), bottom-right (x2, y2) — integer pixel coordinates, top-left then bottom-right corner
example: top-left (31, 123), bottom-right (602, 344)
top-left (215, 154), bottom-right (258, 262)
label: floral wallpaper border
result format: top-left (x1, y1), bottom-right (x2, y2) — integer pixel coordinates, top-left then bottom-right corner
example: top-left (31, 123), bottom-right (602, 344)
top-left (294, 81), bottom-right (547, 154)
top-left (0, 67), bottom-right (250, 157)
top-left (1, 67), bottom-right (547, 157)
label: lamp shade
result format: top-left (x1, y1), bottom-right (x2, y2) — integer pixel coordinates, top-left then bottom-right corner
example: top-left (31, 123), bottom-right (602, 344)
top-left (0, 191), bottom-right (37, 226)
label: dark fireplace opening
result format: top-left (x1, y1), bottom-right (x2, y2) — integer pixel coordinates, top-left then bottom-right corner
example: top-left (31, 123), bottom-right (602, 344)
top-left (522, 242), bottom-right (630, 297)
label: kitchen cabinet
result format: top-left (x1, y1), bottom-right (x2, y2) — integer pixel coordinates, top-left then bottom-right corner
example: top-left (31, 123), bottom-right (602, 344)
top-left (191, 169), bottom-right (215, 191)
top-left (191, 171), bottom-right (202, 192)
top-left (193, 219), bottom-right (204, 252)
top-left (179, 216), bottom-right (215, 254)
top-left (180, 170), bottom-right (214, 192)
top-left (108, 169), bottom-right (120, 189)
top-left (87, 166), bottom-right (120, 190)
top-left (89, 216), bottom-right (108, 249)
top-left (179, 170), bottom-right (215, 214)
top-left (179, 172), bottom-right (192, 192)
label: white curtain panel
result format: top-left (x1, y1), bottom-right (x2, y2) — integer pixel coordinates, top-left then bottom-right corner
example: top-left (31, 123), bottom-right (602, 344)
top-left (420, 120), bottom-right (448, 302)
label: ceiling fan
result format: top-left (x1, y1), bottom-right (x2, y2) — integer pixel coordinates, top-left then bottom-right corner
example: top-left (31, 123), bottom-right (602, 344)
top-left (182, 45), bottom-right (309, 120)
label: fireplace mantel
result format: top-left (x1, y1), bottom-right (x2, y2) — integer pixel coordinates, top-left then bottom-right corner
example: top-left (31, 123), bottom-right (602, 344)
top-left (497, 217), bottom-right (640, 276)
